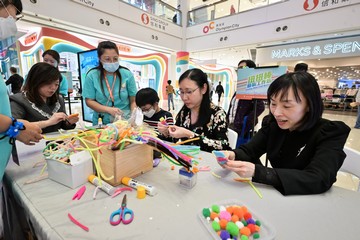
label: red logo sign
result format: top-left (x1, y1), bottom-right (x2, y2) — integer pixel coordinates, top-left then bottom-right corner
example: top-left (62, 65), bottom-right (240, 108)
top-left (303, 0), bottom-right (319, 11)
top-left (202, 22), bottom-right (215, 34)
top-left (141, 13), bottom-right (149, 25)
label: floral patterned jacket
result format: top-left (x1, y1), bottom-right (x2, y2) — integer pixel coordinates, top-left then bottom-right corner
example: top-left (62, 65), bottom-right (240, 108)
top-left (175, 103), bottom-right (231, 152)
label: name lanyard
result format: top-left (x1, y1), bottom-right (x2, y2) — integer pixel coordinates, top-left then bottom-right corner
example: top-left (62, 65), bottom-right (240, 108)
top-left (104, 73), bottom-right (117, 107)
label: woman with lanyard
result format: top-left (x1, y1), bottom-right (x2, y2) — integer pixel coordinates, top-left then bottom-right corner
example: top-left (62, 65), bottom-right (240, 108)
top-left (83, 41), bottom-right (137, 125)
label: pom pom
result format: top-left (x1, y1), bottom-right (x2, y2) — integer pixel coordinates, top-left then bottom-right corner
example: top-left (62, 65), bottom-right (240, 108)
top-left (235, 221), bottom-right (244, 229)
top-left (226, 206), bottom-right (234, 215)
top-left (219, 211), bottom-right (231, 221)
top-left (206, 217), bottom-right (211, 223)
top-left (202, 208), bottom-right (211, 218)
top-left (241, 206), bottom-right (248, 213)
top-left (240, 235), bottom-right (249, 240)
top-left (214, 217), bottom-right (220, 222)
top-left (255, 220), bottom-right (261, 227)
top-left (233, 207), bottom-right (244, 219)
top-left (255, 225), bottom-right (261, 232)
top-left (246, 218), bottom-right (255, 225)
top-left (240, 226), bottom-right (251, 236)
top-left (219, 219), bottom-right (228, 230)
top-left (212, 221), bottom-right (221, 232)
top-left (219, 230), bottom-right (230, 240)
top-left (226, 222), bottom-right (239, 237)
top-left (253, 233), bottom-right (260, 239)
top-left (212, 205), bottom-right (220, 213)
top-left (241, 220), bottom-right (248, 226)
top-left (210, 212), bottom-right (218, 220)
top-left (231, 214), bottom-right (239, 223)
top-left (247, 223), bottom-right (256, 233)
top-left (243, 212), bottom-right (252, 220)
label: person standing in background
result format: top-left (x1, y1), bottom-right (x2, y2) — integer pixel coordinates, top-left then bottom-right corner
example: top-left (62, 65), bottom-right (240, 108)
top-left (83, 41), bottom-right (137, 125)
top-left (5, 66), bottom-right (23, 94)
top-left (294, 63), bottom-right (308, 72)
top-left (226, 59), bottom-right (265, 146)
top-left (215, 81), bottom-right (224, 105)
top-left (166, 80), bottom-right (176, 111)
top-left (354, 88), bottom-right (360, 129)
top-left (42, 50), bottom-right (69, 97)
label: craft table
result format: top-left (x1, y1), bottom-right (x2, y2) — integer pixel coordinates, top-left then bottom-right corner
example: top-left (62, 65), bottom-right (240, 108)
top-left (4, 140), bottom-right (360, 239)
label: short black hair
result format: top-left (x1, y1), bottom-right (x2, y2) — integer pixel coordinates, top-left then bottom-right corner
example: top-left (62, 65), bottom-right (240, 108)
top-left (0, 0), bottom-right (23, 14)
top-left (10, 66), bottom-right (17, 73)
top-left (167, 80), bottom-right (171, 84)
top-left (135, 88), bottom-right (160, 107)
top-left (23, 62), bottom-right (61, 106)
top-left (238, 59), bottom-right (256, 68)
top-left (294, 63), bottom-right (308, 72)
top-left (267, 72), bottom-right (323, 131)
top-left (42, 49), bottom-right (60, 66)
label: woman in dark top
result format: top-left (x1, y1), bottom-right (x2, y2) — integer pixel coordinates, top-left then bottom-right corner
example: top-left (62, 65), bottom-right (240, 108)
top-left (220, 72), bottom-right (350, 195)
top-left (10, 63), bottom-right (78, 133)
top-left (158, 68), bottom-right (230, 152)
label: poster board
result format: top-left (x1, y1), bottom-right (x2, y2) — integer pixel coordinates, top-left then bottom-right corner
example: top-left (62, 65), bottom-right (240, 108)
top-left (236, 66), bottom-right (288, 100)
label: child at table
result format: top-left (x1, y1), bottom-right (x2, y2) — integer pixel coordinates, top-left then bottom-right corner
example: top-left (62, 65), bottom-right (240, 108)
top-left (219, 72), bottom-right (350, 195)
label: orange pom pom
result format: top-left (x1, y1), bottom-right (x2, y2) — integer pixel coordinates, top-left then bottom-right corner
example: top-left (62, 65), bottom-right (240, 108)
top-left (240, 226), bottom-right (251, 236)
top-left (219, 219), bottom-right (228, 229)
top-left (210, 212), bottom-right (218, 220)
top-left (233, 207), bottom-right (244, 219)
top-left (226, 206), bottom-right (234, 215)
top-left (171, 166), bottom-right (175, 170)
top-left (231, 214), bottom-right (239, 223)
top-left (255, 225), bottom-right (261, 232)
top-left (241, 206), bottom-right (248, 213)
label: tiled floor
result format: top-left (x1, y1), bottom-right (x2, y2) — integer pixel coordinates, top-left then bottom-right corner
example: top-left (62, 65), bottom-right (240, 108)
top-left (66, 96), bottom-right (360, 191)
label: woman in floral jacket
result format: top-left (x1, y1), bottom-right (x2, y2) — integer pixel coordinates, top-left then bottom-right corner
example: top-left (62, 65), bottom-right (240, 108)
top-left (158, 68), bottom-right (230, 152)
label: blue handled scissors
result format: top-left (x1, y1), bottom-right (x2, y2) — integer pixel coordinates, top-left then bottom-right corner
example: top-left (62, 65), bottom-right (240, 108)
top-left (110, 194), bottom-right (134, 226)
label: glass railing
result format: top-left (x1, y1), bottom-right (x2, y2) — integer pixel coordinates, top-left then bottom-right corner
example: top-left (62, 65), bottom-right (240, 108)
top-left (188, 0), bottom-right (286, 26)
top-left (120, 0), bottom-right (182, 26)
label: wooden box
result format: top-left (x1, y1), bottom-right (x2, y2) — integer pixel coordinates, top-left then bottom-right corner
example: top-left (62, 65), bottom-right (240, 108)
top-left (84, 141), bottom-right (153, 186)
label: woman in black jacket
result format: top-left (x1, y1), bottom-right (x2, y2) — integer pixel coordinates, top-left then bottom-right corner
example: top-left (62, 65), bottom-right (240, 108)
top-left (220, 72), bottom-right (350, 195)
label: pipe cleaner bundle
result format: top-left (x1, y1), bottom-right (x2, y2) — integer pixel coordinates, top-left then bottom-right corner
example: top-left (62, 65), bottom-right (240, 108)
top-left (43, 120), bottom-right (196, 183)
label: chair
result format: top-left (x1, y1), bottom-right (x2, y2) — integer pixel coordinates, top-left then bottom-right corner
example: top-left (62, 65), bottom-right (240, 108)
top-left (227, 128), bottom-right (238, 149)
top-left (339, 146), bottom-right (360, 192)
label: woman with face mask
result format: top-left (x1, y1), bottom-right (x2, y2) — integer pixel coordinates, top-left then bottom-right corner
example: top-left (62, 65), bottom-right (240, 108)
top-left (42, 49), bottom-right (69, 97)
top-left (0, 0), bottom-right (43, 178)
top-left (83, 41), bottom-right (137, 125)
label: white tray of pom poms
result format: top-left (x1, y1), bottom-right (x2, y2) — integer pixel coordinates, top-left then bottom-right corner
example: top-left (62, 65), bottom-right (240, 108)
top-left (199, 200), bottom-right (276, 240)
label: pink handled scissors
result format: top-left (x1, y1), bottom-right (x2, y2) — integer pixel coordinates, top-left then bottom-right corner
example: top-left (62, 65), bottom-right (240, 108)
top-left (109, 194), bottom-right (134, 226)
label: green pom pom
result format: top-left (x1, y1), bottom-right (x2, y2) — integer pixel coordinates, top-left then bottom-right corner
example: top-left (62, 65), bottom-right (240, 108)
top-left (240, 235), bottom-right (249, 240)
top-left (212, 221), bottom-right (220, 232)
top-left (241, 219), bottom-right (248, 226)
top-left (255, 220), bottom-right (261, 226)
top-left (253, 233), bottom-right (260, 239)
top-left (202, 208), bottom-right (211, 218)
top-left (226, 222), bottom-right (239, 237)
top-left (212, 205), bottom-right (220, 213)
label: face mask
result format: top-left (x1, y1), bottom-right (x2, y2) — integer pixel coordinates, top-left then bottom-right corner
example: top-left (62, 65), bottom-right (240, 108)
top-left (102, 62), bottom-right (119, 73)
top-left (0, 16), bottom-right (17, 40)
top-left (143, 108), bottom-right (156, 118)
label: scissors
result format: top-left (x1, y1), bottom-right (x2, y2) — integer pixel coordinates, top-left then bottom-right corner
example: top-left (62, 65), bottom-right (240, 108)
top-left (109, 194), bottom-right (134, 226)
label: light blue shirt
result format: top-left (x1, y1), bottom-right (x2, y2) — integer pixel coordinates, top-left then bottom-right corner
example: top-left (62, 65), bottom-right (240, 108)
top-left (83, 68), bottom-right (137, 125)
top-left (59, 74), bottom-right (68, 96)
top-left (0, 75), bottom-right (12, 180)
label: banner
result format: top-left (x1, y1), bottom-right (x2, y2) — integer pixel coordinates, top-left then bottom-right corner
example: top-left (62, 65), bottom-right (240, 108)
top-left (236, 66), bottom-right (288, 100)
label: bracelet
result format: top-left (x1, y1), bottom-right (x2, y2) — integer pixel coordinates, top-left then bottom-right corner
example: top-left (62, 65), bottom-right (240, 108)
top-left (0, 117), bottom-right (26, 143)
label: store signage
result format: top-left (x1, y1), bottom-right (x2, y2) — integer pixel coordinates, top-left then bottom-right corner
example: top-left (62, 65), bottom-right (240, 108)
top-left (236, 66), bottom-right (288, 100)
top-left (202, 21), bottom-right (240, 34)
top-left (117, 44), bottom-right (131, 53)
top-left (73, 0), bottom-right (95, 8)
top-left (303, 0), bottom-right (350, 12)
top-left (140, 14), bottom-right (169, 31)
top-left (256, 36), bottom-right (360, 63)
top-left (24, 33), bottom-right (38, 46)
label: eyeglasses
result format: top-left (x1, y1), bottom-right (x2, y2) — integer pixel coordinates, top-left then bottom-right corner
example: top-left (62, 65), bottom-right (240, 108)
top-left (179, 87), bottom-right (199, 97)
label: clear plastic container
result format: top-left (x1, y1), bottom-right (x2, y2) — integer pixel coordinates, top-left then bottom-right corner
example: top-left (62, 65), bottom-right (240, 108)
top-left (198, 200), bottom-right (276, 240)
